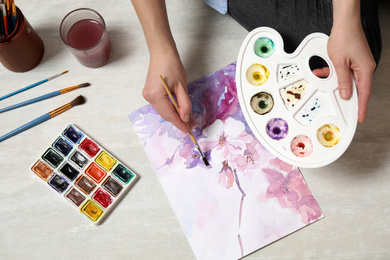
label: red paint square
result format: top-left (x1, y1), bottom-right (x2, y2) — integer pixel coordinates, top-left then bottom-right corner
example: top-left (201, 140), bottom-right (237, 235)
top-left (93, 188), bottom-right (113, 208)
top-left (79, 138), bottom-right (100, 157)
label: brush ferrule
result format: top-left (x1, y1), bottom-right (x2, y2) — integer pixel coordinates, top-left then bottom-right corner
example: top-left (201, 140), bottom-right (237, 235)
top-left (47, 74), bottom-right (61, 81)
top-left (60, 85), bottom-right (79, 94)
top-left (47, 71), bottom-right (68, 81)
top-left (49, 103), bottom-right (72, 117)
top-left (195, 144), bottom-right (205, 157)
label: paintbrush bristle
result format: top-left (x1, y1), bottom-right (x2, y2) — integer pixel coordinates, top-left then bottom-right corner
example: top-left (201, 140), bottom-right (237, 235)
top-left (203, 157), bottom-right (210, 166)
top-left (70, 95), bottom-right (86, 107)
top-left (195, 144), bottom-right (210, 166)
top-left (78, 83), bottom-right (91, 88)
top-left (61, 70), bottom-right (69, 75)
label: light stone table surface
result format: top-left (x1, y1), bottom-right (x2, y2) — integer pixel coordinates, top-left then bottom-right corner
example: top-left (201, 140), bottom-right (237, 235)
top-left (1, 0), bottom-right (389, 259)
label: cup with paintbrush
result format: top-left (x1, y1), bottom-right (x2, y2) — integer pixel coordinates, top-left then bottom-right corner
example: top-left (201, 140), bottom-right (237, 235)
top-left (0, 2), bottom-right (44, 72)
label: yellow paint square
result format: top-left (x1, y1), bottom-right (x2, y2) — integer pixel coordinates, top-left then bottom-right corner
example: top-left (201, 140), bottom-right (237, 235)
top-left (95, 151), bottom-right (117, 171)
top-left (81, 200), bottom-right (104, 222)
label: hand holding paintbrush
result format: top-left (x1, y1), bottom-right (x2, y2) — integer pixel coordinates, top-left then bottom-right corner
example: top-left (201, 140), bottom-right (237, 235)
top-left (159, 74), bottom-right (210, 166)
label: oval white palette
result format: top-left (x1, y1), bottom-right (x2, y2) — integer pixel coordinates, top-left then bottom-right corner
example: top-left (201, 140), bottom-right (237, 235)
top-left (235, 27), bottom-right (358, 168)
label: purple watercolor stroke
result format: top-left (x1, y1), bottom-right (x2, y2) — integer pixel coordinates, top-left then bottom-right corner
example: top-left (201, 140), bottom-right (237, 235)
top-left (234, 169), bottom-right (246, 257)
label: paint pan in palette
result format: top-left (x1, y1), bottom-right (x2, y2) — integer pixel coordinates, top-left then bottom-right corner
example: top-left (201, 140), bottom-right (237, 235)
top-left (236, 27), bottom-right (358, 168)
top-left (31, 124), bottom-right (137, 223)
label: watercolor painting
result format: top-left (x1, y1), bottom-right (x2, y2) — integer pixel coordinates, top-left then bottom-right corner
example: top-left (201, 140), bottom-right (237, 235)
top-left (129, 62), bottom-right (323, 260)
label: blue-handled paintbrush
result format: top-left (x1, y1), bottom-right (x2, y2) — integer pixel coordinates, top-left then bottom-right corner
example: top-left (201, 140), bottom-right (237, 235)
top-left (0, 83), bottom-right (90, 113)
top-left (0, 70), bottom-right (69, 101)
top-left (0, 95), bottom-right (86, 143)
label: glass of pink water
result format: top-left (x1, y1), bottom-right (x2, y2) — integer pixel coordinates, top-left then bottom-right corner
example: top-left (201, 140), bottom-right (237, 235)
top-left (60, 8), bottom-right (112, 68)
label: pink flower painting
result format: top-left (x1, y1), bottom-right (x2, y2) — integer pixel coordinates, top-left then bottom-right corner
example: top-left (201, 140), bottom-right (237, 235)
top-left (263, 158), bottom-right (322, 224)
top-left (129, 62), bottom-right (323, 260)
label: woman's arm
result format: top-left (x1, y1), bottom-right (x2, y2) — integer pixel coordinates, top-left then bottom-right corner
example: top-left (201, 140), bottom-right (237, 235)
top-left (131, 0), bottom-right (194, 133)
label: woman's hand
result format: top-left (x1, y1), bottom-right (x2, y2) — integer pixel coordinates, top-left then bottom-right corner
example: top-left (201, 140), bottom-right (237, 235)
top-left (143, 50), bottom-right (195, 133)
top-left (329, 0), bottom-right (376, 123)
